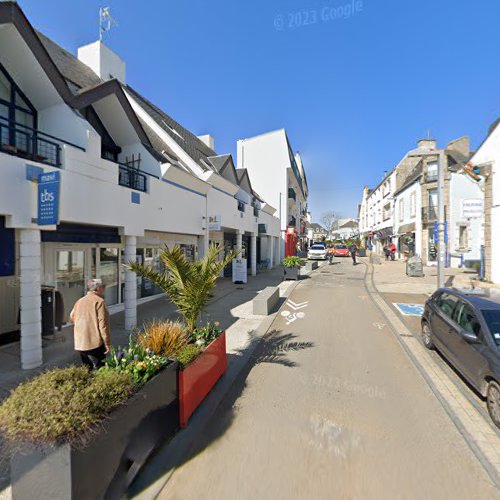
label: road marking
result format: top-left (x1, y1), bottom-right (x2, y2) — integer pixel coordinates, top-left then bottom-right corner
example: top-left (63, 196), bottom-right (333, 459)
top-left (393, 303), bottom-right (425, 317)
top-left (373, 322), bottom-right (386, 330)
top-left (287, 299), bottom-right (309, 310)
top-left (281, 310), bottom-right (306, 325)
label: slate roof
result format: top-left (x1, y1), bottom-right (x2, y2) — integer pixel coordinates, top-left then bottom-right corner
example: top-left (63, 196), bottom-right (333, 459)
top-left (394, 164), bottom-right (423, 196)
top-left (125, 85), bottom-right (217, 173)
top-left (36, 31), bottom-right (103, 92)
top-left (311, 223), bottom-right (326, 232)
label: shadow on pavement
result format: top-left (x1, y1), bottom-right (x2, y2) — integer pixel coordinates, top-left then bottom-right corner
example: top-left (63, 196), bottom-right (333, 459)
top-left (128, 329), bottom-right (314, 497)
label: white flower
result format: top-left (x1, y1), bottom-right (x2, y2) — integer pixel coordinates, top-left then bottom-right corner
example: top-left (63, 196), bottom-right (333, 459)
top-left (196, 339), bottom-right (203, 346)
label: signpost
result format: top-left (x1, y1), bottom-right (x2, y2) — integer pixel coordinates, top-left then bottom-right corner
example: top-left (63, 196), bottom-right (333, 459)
top-left (232, 257), bottom-right (247, 284)
top-left (37, 171), bottom-right (60, 226)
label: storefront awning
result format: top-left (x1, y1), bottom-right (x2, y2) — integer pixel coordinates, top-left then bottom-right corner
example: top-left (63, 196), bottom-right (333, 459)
top-left (396, 222), bottom-right (416, 235)
top-left (375, 227), bottom-right (393, 239)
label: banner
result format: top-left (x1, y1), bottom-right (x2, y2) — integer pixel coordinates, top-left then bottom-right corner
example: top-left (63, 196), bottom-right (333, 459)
top-left (37, 171), bottom-right (60, 226)
top-left (208, 215), bottom-right (221, 231)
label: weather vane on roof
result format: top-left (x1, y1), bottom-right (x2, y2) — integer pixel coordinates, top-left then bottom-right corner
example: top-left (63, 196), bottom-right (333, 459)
top-left (99, 7), bottom-right (117, 41)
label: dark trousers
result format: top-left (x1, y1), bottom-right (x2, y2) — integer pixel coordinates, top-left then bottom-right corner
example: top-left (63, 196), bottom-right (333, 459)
top-left (351, 253), bottom-right (357, 265)
top-left (79, 345), bottom-right (106, 371)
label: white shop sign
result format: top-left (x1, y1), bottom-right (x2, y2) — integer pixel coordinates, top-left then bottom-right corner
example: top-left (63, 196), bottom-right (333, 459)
top-left (461, 199), bottom-right (483, 219)
top-left (208, 215), bottom-right (221, 231)
top-left (232, 258), bottom-right (247, 283)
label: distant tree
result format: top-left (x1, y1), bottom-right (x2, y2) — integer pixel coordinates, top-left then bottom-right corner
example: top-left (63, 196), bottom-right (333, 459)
top-left (320, 211), bottom-right (338, 239)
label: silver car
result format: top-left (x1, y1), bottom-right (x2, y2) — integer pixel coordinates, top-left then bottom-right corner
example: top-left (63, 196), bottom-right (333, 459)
top-left (308, 244), bottom-right (327, 260)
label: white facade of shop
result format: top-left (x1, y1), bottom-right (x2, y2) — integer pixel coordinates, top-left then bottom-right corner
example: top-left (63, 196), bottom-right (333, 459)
top-left (393, 181), bottom-right (422, 258)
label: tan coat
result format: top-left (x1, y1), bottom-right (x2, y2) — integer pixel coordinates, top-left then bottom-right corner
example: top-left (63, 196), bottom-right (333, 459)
top-left (70, 291), bottom-right (111, 351)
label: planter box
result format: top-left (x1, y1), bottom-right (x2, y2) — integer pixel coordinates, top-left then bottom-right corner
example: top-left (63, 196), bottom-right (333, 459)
top-left (10, 362), bottom-right (179, 500)
top-left (283, 266), bottom-right (300, 280)
top-left (358, 248), bottom-right (367, 257)
top-left (178, 332), bottom-right (227, 428)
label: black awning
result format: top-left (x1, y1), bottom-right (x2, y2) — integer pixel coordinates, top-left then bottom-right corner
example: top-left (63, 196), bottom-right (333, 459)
top-left (375, 227), bottom-right (393, 239)
top-left (42, 223), bottom-right (120, 244)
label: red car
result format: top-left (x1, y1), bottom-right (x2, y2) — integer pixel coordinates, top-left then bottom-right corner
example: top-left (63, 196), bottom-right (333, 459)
top-left (333, 244), bottom-right (350, 257)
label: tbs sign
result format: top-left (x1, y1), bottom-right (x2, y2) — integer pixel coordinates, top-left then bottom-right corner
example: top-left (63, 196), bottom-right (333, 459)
top-left (37, 171), bottom-right (60, 226)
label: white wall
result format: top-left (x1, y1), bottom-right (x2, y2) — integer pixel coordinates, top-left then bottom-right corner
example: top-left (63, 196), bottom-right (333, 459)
top-left (394, 182), bottom-right (422, 257)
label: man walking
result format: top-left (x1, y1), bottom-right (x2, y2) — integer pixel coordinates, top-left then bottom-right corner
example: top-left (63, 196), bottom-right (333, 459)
top-left (348, 242), bottom-right (358, 265)
top-left (70, 279), bottom-right (111, 370)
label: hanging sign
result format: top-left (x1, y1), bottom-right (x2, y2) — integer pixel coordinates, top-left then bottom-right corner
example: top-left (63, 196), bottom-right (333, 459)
top-left (232, 258), bottom-right (247, 284)
top-left (37, 171), bottom-right (60, 226)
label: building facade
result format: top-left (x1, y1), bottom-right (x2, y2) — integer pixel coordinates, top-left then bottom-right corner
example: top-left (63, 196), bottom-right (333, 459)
top-left (0, 3), bottom-right (281, 369)
top-left (237, 129), bottom-right (309, 258)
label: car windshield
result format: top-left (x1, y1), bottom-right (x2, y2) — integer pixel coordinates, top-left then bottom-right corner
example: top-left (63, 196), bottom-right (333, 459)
top-left (310, 246), bottom-right (325, 250)
top-left (482, 309), bottom-right (500, 346)
top-left (335, 245), bottom-right (347, 249)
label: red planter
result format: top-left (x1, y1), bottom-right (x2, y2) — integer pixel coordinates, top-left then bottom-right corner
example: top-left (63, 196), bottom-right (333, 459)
top-left (178, 332), bottom-right (227, 427)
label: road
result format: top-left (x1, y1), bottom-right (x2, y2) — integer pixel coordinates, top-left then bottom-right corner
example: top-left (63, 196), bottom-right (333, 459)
top-left (159, 259), bottom-right (500, 500)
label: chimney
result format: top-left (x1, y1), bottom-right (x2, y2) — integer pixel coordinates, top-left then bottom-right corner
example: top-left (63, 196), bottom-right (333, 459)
top-left (446, 136), bottom-right (470, 157)
top-left (197, 134), bottom-right (215, 151)
top-left (77, 41), bottom-right (126, 83)
top-left (417, 138), bottom-right (437, 150)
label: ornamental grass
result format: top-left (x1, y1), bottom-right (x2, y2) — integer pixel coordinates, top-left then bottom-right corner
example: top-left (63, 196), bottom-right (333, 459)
top-left (137, 319), bottom-right (189, 358)
top-left (0, 366), bottom-right (133, 447)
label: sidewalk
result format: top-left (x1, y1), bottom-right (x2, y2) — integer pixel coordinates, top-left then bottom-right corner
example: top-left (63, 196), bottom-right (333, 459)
top-left (369, 256), bottom-right (469, 295)
top-left (0, 267), bottom-right (288, 400)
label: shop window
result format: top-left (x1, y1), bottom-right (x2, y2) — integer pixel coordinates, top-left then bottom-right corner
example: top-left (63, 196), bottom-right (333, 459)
top-left (458, 225), bottom-right (469, 250)
top-left (0, 217), bottom-right (14, 276)
top-left (99, 248), bottom-right (119, 305)
top-left (410, 192), bottom-right (416, 218)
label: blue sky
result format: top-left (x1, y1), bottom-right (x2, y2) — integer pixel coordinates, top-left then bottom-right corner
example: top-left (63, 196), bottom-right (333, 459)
top-left (18, 0), bottom-right (500, 220)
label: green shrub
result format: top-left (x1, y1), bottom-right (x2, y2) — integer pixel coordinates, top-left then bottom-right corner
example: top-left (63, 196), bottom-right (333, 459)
top-left (175, 344), bottom-right (202, 369)
top-left (282, 256), bottom-right (304, 268)
top-left (0, 367), bottom-right (133, 446)
top-left (192, 321), bottom-right (222, 348)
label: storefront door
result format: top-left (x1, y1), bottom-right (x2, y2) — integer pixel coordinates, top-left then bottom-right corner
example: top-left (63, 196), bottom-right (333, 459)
top-left (56, 250), bottom-right (85, 322)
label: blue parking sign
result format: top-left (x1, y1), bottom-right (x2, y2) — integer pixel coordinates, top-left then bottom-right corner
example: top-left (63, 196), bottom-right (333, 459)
top-left (38, 171), bottom-right (60, 225)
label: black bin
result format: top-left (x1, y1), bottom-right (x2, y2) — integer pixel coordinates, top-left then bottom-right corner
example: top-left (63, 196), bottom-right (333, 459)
top-left (41, 286), bottom-right (55, 335)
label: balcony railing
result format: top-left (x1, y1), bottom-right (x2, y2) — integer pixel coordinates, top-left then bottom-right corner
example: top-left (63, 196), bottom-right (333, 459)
top-left (237, 200), bottom-right (245, 212)
top-left (118, 164), bottom-right (147, 192)
top-left (288, 188), bottom-right (296, 201)
top-left (422, 206), bottom-right (446, 223)
top-left (0, 116), bottom-right (83, 167)
top-left (425, 171), bottom-right (438, 182)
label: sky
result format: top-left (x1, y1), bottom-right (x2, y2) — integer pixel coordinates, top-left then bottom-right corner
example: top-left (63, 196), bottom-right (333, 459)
top-left (17, 0), bottom-right (500, 221)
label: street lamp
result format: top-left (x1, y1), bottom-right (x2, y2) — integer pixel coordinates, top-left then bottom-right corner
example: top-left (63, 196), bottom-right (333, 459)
top-left (409, 149), bottom-right (446, 289)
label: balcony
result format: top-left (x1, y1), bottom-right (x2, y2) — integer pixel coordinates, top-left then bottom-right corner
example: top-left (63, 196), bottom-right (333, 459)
top-left (422, 206), bottom-right (446, 224)
top-left (118, 164), bottom-right (148, 192)
top-left (237, 200), bottom-right (246, 212)
top-left (288, 188), bottom-right (296, 201)
top-left (0, 116), bottom-right (77, 167)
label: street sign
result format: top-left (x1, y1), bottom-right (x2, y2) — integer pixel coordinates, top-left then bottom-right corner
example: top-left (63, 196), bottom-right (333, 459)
top-left (37, 171), bottom-right (60, 226)
top-left (232, 258), bottom-right (247, 283)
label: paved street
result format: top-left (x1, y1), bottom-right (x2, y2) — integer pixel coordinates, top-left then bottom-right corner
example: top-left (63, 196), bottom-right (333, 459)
top-left (158, 259), bottom-right (500, 500)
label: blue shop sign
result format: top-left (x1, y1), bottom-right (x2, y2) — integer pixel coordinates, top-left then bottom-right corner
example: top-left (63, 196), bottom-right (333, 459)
top-left (38, 171), bottom-right (60, 226)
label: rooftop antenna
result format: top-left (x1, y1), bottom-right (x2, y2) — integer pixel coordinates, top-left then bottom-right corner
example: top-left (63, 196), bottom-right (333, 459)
top-left (99, 7), bottom-right (117, 41)
top-left (426, 129), bottom-right (431, 139)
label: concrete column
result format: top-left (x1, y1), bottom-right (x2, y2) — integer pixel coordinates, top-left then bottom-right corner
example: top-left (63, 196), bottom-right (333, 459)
top-left (20, 228), bottom-right (42, 370)
top-left (123, 236), bottom-right (137, 331)
top-left (250, 233), bottom-right (257, 276)
top-left (236, 230), bottom-right (243, 254)
top-left (268, 235), bottom-right (274, 269)
top-left (275, 237), bottom-right (281, 266)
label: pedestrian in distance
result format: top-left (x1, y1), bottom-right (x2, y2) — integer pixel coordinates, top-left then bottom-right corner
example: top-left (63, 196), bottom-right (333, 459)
top-left (401, 241), bottom-right (410, 262)
top-left (70, 278), bottom-right (111, 371)
top-left (348, 242), bottom-right (358, 265)
top-left (389, 242), bottom-right (397, 261)
top-left (384, 244), bottom-right (391, 261)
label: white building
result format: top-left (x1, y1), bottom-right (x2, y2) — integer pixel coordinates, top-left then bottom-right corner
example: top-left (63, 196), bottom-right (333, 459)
top-left (237, 129), bottom-right (309, 258)
top-left (468, 119), bottom-right (500, 284)
top-left (331, 218), bottom-right (359, 240)
top-left (0, 3), bottom-right (281, 369)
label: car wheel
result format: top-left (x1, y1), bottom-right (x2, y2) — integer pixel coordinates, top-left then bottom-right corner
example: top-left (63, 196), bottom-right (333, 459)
top-left (486, 380), bottom-right (500, 429)
top-left (421, 321), bottom-right (435, 350)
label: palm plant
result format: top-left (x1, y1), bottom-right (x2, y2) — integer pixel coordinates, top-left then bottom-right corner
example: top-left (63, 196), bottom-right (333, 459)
top-left (129, 244), bottom-right (238, 332)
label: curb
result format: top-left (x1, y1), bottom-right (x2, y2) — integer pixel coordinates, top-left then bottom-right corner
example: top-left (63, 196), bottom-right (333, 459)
top-left (130, 279), bottom-right (301, 499)
top-left (363, 260), bottom-right (500, 490)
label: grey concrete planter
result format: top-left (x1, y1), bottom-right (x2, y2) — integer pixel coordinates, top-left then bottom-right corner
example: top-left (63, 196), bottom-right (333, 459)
top-left (283, 266), bottom-right (300, 280)
top-left (10, 362), bottom-right (179, 500)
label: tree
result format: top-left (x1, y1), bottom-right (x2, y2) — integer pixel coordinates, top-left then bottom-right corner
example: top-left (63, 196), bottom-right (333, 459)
top-left (320, 211), bottom-right (338, 239)
top-left (129, 244), bottom-right (238, 331)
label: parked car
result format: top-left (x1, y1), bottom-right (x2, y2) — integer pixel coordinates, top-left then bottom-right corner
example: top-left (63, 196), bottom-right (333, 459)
top-left (421, 288), bottom-right (500, 428)
top-left (333, 244), bottom-right (350, 257)
top-left (308, 244), bottom-right (328, 260)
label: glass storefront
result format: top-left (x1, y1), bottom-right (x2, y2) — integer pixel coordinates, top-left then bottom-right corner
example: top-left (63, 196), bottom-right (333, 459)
top-left (99, 248), bottom-right (119, 305)
top-left (56, 250), bottom-right (85, 323)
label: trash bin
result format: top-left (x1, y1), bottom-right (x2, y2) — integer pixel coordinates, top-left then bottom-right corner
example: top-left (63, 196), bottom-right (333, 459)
top-left (41, 286), bottom-right (55, 335)
top-left (406, 256), bottom-right (424, 277)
